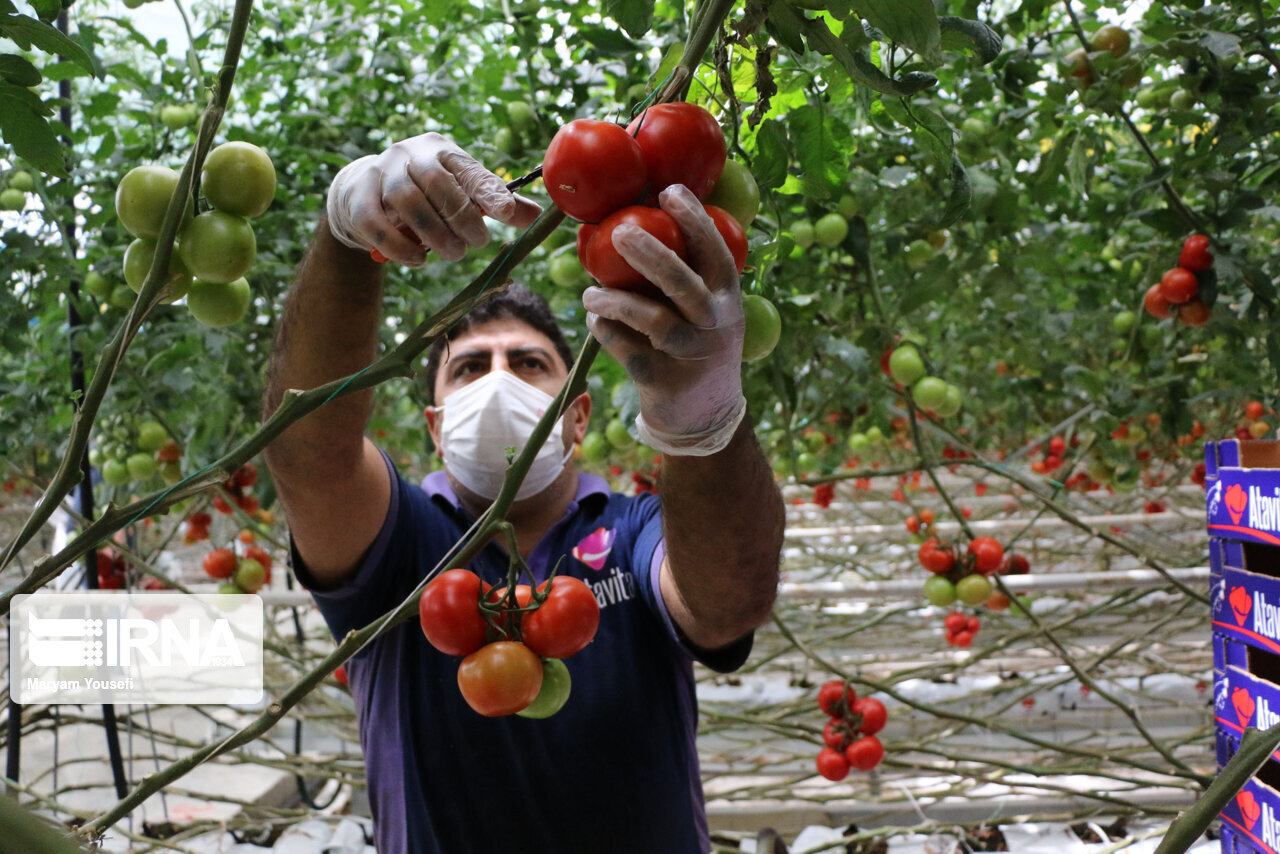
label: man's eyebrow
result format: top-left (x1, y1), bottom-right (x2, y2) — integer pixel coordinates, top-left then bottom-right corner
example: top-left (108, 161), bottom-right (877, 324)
top-left (444, 348), bottom-right (491, 365)
top-left (506, 346), bottom-right (553, 360)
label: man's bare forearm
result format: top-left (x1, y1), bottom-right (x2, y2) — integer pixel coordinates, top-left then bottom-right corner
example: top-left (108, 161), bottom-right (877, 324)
top-left (658, 416), bottom-right (784, 648)
top-left (263, 218), bottom-right (384, 483)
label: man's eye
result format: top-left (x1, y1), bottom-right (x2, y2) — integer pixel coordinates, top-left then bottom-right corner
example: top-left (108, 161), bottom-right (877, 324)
top-left (520, 359), bottom-right (547, 371)
top-left (454, 363), bottom-right (481, 378)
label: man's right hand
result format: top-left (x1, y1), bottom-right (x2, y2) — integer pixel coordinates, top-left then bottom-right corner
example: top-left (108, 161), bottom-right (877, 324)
top-left (325, 132), bottom-right (542, 266)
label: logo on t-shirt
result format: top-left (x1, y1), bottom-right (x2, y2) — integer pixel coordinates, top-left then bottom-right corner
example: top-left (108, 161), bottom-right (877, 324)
top-left (572, 526), bottom-right (615, 571)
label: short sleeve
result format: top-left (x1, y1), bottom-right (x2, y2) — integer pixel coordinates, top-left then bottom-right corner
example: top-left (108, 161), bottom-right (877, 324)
top-left (292, 451), bottom-right (453, 646)
top-left (625, 495), bottom-right (754, 674)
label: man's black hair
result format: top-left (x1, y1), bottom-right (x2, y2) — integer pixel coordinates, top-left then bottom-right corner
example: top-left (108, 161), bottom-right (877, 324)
top-left (423, 284), bottom-right (574, 404)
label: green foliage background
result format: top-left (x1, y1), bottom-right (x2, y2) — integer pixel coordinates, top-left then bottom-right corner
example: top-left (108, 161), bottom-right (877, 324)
top-left (1, 0), bottom-right (1278, 495)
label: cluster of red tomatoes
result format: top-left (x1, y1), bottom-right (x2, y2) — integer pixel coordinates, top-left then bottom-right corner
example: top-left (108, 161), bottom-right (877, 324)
top-left (814, 680), bottom-right (887, 781)
top-left (943, 611), bottom-right (983, 648)
top-left (542, 102), bottom-right (747, 297)
top-left (95, 547), bottom-right (169, 590)
top-left (1143, 234), bottom-right (1213, 326)
top-left (202, 536), bottom-right (273, 594)
top-left (212, 462), bottom-right (261, 517)
top-left (418, 569), bottom-right (601, 718)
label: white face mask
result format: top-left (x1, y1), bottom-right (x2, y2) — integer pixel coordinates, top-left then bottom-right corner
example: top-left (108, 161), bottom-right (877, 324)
top-left (435, 370), bottom-right (573, 501)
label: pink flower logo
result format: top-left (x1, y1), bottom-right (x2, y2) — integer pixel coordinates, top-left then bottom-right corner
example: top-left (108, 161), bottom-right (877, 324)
top-left (572, 527), bottom-right (616, 571)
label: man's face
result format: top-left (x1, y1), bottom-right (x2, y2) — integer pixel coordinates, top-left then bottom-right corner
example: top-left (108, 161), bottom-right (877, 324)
top-left (425, 316), bottom-right (591, 458)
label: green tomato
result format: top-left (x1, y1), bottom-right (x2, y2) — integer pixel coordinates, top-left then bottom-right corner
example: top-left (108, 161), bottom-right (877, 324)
top-left (179, 211), bottom-right (256, 284)
top-left (201, 141), bottom-right (276, 219)
top-left (792, 220), bottom-right (816, 249)
top-left (115, 165), bottom-right (193, 241)
top-left (813, 212), bottom-right (848, 247)
top-left (234, 558), bottom-right (266, 593)
top-left (136, 421), bottom-right (168, 453)
top-left (704, 159), bottom-right (760, 230)
top-left (955, 574), bottom-right (993, 606)
top-left (934, 384), bottom-right (963, 418)
top-left (549, 252), bottom-right (587, 289)
top-left (912, 376), bottom-right (950, 412)
top-left (888, 345), bottom-right (926, 386)
top-left (805, 431), bottom-right (827, 453)
top-left (580, 431), bottom-right (608, 462)
top-left (1169, 89), bottom-right (1195, 110)
top-left (109, 284), bottom-right (136, 309)
top-left (160, 460), bottom-right (183, 485)
top-left (1112, 310), bottom-right (1135, 334)
top-left (865, 426), bottom-right (885, 444)
top-left (507, 100), bottom-right (536, 132)
top-left (741, 295), bottom-right (781, 362)
top-left (795, 452), bottom-right (820, 475)
top-left (0, 188), bottom-right (26, 211)
top-left (923, 576), bottom-right (957, 607)
top-left (1090, 24), bottom-right (1131, 58)
top-left (847, 432), bottom-right (869, 452)
top-left (126, 452), bottom-right (157, 481)
top-left (517, 657), bottom-right (572, 719)
top-left (84, 271), bottom-right (113, 300)
top-left (1141, 325), bottom-right (1162, 348)
top-left (905, 239), bottom-right (934, 269)
top-left (926, 230), bottom-right (948, 250)
top-left (8, 171), bottom-right (34, 192)
top-left (101, 458), bottom-right (130, 486)
top-left (494, 127), bottom-right (520, 155)
top-left (960, 117), bottom-right (987, 138)
top-left (835, 194), bottom-right (859, 219)
top-left (188, 277), bottom-right (252, 327)
top-left (123, 238), bottom-right (192, 303)
top-left (605, 418), bottom-right (633, 449)
top-left (160, 105), bottom-right (192, 131)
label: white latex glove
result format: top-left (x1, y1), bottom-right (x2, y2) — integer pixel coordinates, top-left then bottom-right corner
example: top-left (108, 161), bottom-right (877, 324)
top-left (582, 184), bottom-right (747, 457)
top-left (325, 132), bottom-right (542, 265)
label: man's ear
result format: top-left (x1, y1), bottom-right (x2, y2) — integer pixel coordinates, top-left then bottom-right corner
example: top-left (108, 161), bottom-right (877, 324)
top-left (569, 392), bottom-right (592, 445)
top-left (423, 405), bottom-right (443, 459)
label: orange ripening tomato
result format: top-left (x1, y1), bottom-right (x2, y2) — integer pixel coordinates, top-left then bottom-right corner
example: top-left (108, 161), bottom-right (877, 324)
top-left (456, 641), bottom-right (543, 716)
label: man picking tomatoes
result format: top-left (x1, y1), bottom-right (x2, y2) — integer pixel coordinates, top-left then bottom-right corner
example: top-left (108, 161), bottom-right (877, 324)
top-left (263, 130), bottom-right (784, 853)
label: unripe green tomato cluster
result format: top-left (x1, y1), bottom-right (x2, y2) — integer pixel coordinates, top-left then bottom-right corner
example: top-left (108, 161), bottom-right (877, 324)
top-left (887, 343), bottom-right (963, 418)
top-left (92, 419), bottom-right (180, 488)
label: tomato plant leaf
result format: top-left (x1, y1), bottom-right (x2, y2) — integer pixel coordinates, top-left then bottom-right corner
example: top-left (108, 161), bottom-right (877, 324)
top-left (0, 13), bottom-right (95, 75)
top-left (935, 154), bottom-right (971, 228)
top-left (574, 25), bottom-right (640, 58)
top-left (764, 2), bottom-right (806, 55)
top-left (847, 0), bottom-right (941, 64)
top-left (782, 7), bottom-right (938, 97)
top-left (939, 16), bottom-right (1002, 65)
top-left (0, 82), bottom-right (66, 177)
top-left (0, 54), bottom-right (40, 87)
top-left (787, 104), bottom-right (845, 199)
top-left (28, 0), bottom-right (59, 23)
top-left (753, 117), bottom-right (788, 190)
top-left (603, 0), bottom-right (653, 39)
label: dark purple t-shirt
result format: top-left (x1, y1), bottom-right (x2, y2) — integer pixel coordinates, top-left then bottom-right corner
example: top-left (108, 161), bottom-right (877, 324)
top-left (295, 455), bottom-right (752, 854)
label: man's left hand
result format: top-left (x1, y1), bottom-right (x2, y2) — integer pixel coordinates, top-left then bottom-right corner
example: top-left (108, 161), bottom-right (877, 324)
top-left (582, 184), bottom-right (746, 456)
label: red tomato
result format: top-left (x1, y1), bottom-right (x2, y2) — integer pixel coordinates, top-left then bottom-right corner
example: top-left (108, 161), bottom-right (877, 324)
top-left (1158, 267), bottom-right (1198, 304)
top-left (234, 462), bottom-right (257, 488)
top-left (1003, 553), bottom-right (1031, 574)
top-left (816, 747), bottom-right (850, 781)
top-left (334, 665), bottom-right (348, 686)
top-left (243, 544), bottom-right (272, 573)
top-left (967, 536), bottom-right (1004, 574)
top-left (1048, 436), bottom-right (1066, 457)
top-left (951, 629), bottom-right (973, 648)
top-left (851, 697), bottom-right (887, 735)
top-left (944, 611), bottom-right (967, 631)
top-left (456, 641), bottom-right (543, 717)
top-left (918, 508), bottom-right (935, 525)
top-left (918, 539), bottom-right (954, 574)
top-left (704, 205), bottom-right (747, 272)
top-left (817, 679), bottom-right (855, 716)
top-left (203, 548), bottom-right (237, 580)
top-left (822, 718), bottom-right (848, 750)
top-left (1247, 401), bottom-right (1265, 420)
top-left (626, 103), bottom-right (726, 201)
top-left (419, 569), bottom-right (491, 657)
top-left (576, 223), bottom-right (598, 267)
top-left (582, 205), bottom-right (686, 295)
top-left (1143, 283), bottom-right (1172, 319)
top-left (543, 119), bottom-right (647, 223)
top-left (1179, 234), bottom-right (1213, 272)
top-left (845, 735), bottom-right (885, 771)
top-left (905, 516), bottom-right (920, 534)
top-left (1179, 298), bottom-right (1211, 327)
top-left (236, 494), bottom-right (260, 515)
top-left (212, 492), bottom-right (234, 515)
top-left (966, 616), bottom-right (981, 633)
top-left (520, 576), bottom-right (600, 658)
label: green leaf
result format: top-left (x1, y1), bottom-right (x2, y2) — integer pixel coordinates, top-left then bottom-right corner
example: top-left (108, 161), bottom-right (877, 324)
top-left (0, 13), bottom-right (95, 75)
top-left (603, 0), bottom-right (653, 38)
top-left (647, 42), bottom-right (684, 92)
top-left (0, 82), bottom-right (66, 176)
top-left (29, 0), bottom-right (59, 22)
top-left (787, 104), bottom-right (845, 199)
top-left (0, 54), bottom-right (40, 86)
top-left (765, 2), bottom-right (806, 54)
top-left (753, 117), bottom-right (789, 190)
top-left (935, 153), bottom-right (971, 228)
top-left (1033, 129), bottom-right (1075, 196)
top-left (782, 6), bottom-right (937, 97)
top-left (574, 25), bottom-right (639, 58)
top-left (939, 16), bottom-right (1001, 65)
top-left (848, 0), bottom-right (940, 64)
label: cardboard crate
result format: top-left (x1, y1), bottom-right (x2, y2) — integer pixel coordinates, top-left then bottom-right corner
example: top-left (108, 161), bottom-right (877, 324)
top-left (1206, 440), bottom-right (1280, 548)
top-left (1220, 771), bottom-right (1280, 854)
